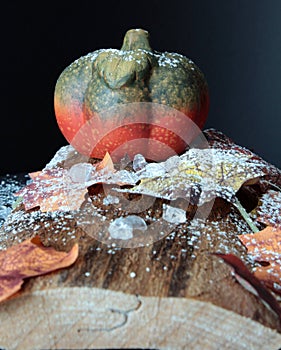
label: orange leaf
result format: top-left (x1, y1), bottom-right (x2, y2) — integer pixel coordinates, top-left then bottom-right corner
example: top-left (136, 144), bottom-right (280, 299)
top-left (15, 152), bottom-right (135, 213)
top-left (238, 226), bottom-right (281, 294)
top-left (96, 152), bottom-right (115, 172)
top-left (0, 236), bottom-right (78, 303)
top-left (16, 167), bottom-right (89, 212)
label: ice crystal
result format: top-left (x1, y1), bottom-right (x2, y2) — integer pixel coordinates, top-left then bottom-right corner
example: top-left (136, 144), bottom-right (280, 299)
top-left (163, 204), bottom-right (186, 224)
top-left (108, 215), bottom-right (147, 240)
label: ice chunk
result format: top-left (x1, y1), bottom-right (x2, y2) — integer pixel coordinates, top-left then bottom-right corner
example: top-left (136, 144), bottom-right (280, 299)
top-left (120, 153), bottom-right (131, 169)
top-left (103, 195), bottom-right (120, 205)
top-left (133, 154), bottom-right (147, 171)
top-left (108, 217), bottom-right (133, 240)
top-left (125, 215), bottom-right (147, 231)
top-left (163, 204), bottom-right (186, 224)
top-left (139, 162), bottom-right (166, 178)
top-left (108, 215), bottom-right (147, 240)
top-left (68, 163), bottom-right (94, 183)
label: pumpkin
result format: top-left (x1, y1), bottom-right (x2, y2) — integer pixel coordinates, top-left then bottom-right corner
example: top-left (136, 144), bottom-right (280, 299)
top-left (54, 28), bottom-right (209, 161)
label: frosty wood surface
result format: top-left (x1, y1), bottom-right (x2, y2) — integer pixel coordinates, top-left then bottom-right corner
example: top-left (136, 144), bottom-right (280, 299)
top-left (1, 287), bottom-right (281, 350)
top-left (1, 199), bottom-right (281, 349)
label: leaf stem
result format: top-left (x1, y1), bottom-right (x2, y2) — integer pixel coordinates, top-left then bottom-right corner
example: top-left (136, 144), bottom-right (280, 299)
top-left (234, 197), bottom-right (259, 233)
top-left (264, 181), bottom-right (281, 192)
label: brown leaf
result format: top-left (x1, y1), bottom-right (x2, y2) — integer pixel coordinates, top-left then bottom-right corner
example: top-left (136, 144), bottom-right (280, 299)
top-left (256, 190), bottom-right (281, 229)
top-left (213, 253), bottom-right (281, 321)
top-left (0, 236), bottom-right (78, 303)
top-left (238, 226), bottom-right (281, 295)
top-left (204, 128), bottom-right (281, 190)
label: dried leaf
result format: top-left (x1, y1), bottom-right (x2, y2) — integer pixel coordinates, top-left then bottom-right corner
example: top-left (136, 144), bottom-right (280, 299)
top-left (118, 148), bottom-right (265, 206)
top-left (15, 152), bottom-right (137, 213)
top-left (14, 130), bottom-right (276, 213)
top-left (256, 190), bottom-right (281, 229)
top-left (214, 253), bottom-right (281, 321)
top-left (0, 236), bottom-right (78, 302)
top-left (16, 167), bottom-right (88, 212)
top-left (204, 128), bottom-right (281, 190)
top-left (238, 226), bottom-right (281, 294)
top-left (96, 152), bottom-right (115, 172)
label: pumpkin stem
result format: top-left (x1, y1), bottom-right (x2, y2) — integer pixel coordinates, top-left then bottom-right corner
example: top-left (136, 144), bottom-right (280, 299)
top-left (121, 29), bottom-right (153, 52)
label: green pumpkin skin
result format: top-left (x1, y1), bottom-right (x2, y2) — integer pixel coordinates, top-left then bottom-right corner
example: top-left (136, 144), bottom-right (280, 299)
top-left (54, 29), bottom-right (209, 161)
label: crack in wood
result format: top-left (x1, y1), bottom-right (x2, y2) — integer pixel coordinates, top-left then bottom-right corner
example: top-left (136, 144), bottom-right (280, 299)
top-left (77, 294), bottom-right (142, 333)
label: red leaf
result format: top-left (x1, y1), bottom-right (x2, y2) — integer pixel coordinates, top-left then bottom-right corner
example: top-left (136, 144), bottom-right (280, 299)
top-left (0, 236), bottom-right (78, 303)
top-left (14, 152), bottom-right (128, 213)
top-left (213, 253), bottom-right (281, 321)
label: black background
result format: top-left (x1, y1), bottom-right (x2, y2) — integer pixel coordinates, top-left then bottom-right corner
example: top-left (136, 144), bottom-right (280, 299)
top-left (1, 0), bottom-right (280, 176)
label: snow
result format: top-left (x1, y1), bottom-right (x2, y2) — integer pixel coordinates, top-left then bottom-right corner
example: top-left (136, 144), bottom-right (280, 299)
top-left (0, 205), bottom-right (11, 221)
top-left (0, 174), bottom-right (28, 228)
top-left (45, 145), bottom-right (76, 169)
top-left (138, 162), bottom-right (166, 178)
top-left (257, 190), bottom-right (281, 227)
top-left (118, 147), bottom-right (266, 209)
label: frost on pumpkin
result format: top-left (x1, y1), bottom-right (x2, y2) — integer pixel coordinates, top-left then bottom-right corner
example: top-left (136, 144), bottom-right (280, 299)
top-left (117, 148), bottom-right (265, 206)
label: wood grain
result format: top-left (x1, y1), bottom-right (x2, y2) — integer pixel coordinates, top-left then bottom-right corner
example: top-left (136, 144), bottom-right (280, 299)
top-left (1, 145), bottom-right (281, 349)
top-left (1, 287), bottom-right (281, 350)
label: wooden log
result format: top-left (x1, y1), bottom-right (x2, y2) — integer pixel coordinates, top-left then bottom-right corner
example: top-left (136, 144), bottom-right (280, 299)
top-left (1, 139), bottom-right (281, 349)
top-left (1, 196), bottom-right (281, 349)
top-left (1, 287), bottom-right (281, 350)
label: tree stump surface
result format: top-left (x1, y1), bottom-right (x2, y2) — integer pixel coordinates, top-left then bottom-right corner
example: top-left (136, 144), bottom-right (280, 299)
top-left (2, 287), bottom-right (281, 350)
top-left (1, 137), bottom-right (281, 349)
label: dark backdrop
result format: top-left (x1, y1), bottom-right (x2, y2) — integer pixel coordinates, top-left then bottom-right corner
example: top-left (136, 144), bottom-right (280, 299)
top-left (1, 0), bottom-right (280, 175)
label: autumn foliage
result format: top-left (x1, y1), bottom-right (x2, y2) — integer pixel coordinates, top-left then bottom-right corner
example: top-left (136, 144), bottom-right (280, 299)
top-left (0, 237), bottom-right (78, 302)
